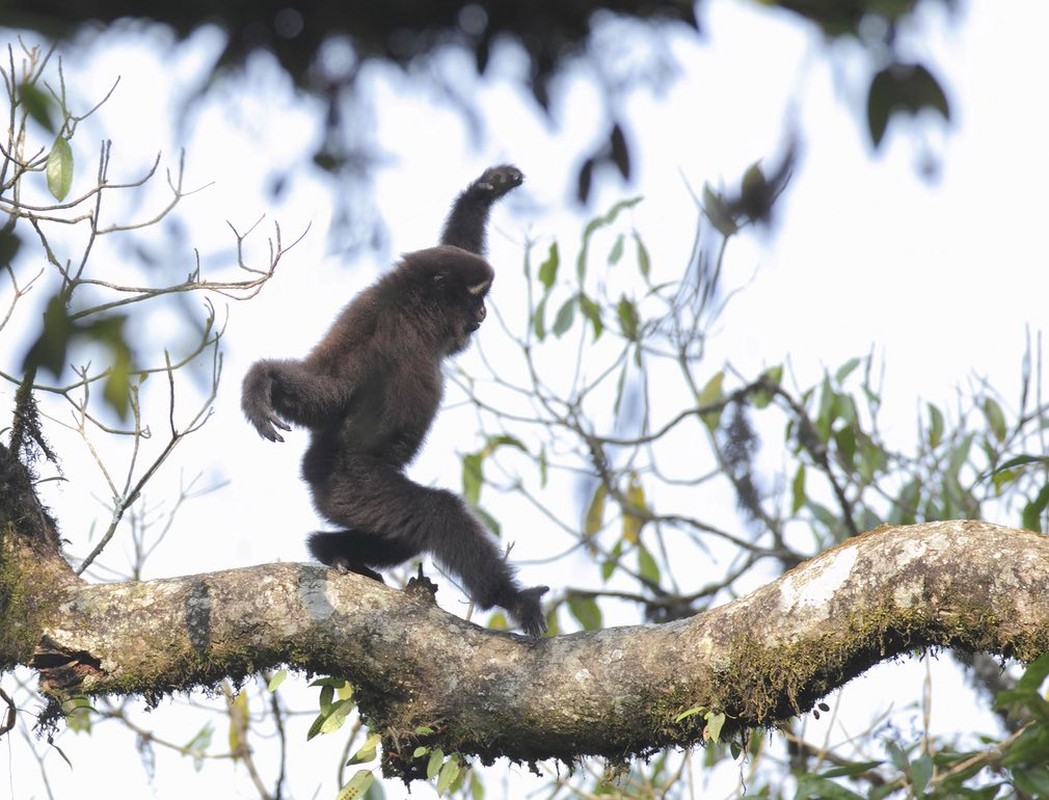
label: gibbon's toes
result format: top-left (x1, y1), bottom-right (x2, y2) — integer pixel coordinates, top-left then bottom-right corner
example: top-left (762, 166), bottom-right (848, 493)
top-left (514, 585), bottom-right (550, 637)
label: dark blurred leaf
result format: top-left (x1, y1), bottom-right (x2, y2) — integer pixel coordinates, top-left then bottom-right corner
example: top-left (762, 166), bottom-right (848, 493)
top-left (0, 224), bottom-right (22, 266)
top-left (610, 122), bottom-right (630, 179)
top-left (576, 156), bottom-right (595, 204)
top-left (18, 81), bottom-right (56, 133)
top-left (701, 184), bottom-right (737, 237)
top-left (23, 292), bottom-right (74, 376)
top-left (867, 62), bottom-right (951, 148)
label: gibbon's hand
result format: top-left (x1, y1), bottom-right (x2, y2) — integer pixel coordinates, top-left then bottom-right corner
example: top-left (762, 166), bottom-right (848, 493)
top-left (473, 164), bottom-right (523, 199)
top-left (252, 409), bottom-right (292, 443)
top-left (242, 364), bottom-right (293, 442)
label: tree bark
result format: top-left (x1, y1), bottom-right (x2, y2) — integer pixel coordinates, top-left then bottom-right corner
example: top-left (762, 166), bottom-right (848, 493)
top-left (4, 516), bottom-right (1048, 772)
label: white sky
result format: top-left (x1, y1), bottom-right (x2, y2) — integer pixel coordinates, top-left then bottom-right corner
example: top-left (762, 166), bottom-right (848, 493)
top-left (2, 0), bottom-right (1049, 796)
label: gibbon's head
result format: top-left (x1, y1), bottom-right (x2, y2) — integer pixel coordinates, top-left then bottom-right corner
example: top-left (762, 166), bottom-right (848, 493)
top-left (398, 245), bottom-right (495, 354)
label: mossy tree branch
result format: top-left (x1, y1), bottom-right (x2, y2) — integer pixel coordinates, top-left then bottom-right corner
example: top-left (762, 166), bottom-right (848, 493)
top-left (4, 517), bottom-right (1047, 771)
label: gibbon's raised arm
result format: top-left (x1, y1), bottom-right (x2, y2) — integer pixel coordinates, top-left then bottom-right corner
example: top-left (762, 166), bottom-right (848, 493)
top-left (242, 166), bottom-right (548, 636)
top-left (440, 164), bottom-right (523, 255)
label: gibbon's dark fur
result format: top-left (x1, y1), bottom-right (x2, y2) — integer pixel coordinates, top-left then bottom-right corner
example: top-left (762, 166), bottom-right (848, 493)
top-left (242, 165), bottom-right (547, 636)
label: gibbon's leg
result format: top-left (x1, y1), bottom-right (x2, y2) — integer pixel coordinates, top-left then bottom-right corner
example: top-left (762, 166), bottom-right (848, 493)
top-left (440, 164), bottom-right (523, 255)
top-left (242, 359), bottom-right (349, 441)
top-left (307, 529), bottom-right (421, 582)
top-left (307, 454), bottom-right (548, 636)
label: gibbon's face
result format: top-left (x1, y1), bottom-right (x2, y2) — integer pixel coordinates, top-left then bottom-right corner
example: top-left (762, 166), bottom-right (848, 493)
top-left (447, 276), bottom-right (491, 354)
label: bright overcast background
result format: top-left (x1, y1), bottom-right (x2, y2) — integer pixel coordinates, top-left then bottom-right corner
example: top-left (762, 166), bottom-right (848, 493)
top-left (2, 0), bottom-right (1048, 797)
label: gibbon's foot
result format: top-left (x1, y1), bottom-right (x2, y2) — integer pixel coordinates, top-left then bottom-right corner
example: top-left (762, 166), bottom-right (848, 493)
top-left (510, 585), bottom-right (550, 638)
top-left (475, 164), bottom-right (523, 198)
top-left (323, 558), bottom-right (385, 583)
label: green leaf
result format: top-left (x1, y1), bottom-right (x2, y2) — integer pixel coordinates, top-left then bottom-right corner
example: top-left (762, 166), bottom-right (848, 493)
top-left (909, 753), bottom-right (933, 795)
top-left (461, 452), bottom-right (483, 506)
top-left (834, 357), bottom-right (861, 384)
top-left (46, 136), bottom-right (74, 201)
top-left (601, 539), bottom-right (623, 582)
top-left (532, 294), bottom-right (548, 341)
top-left (552, 295), bottom-right (576, 337)
top-left (633, 232), bottom-right (651, 281)
top-left (436, 757), bottom-right (461, 796)
top-left (927, 402), bottom-right (944, 449)
top-left (319, 683), bottom-right (335, 713)
top-left (426, 749), bottom-right (445, 780)
top-left (752, 364), bottom-right (782, 408)
top-left (538, 241), bottom-right (559, 290)
top-left (697, 370), bottom-right (725, 431)
top-left (583, 482), bottom-right (607, 538)
top-left (567, 594), bottom-right (603, 631)
top-left (616, 296), bottom-right (640, 341)
top-left (983, 397), bottom-right (1007, 441)
top-left (637, 543), bottom-right (660, 584)
top-left (819, 760), bottom-right (885, 779)
top-left (673, 704), bottom-right (705, 723)
top-left (791, 464), bottom-right (806, 514)
top-left (1022, 484), bottom-right (1049, 532)
top-left (795, 774), bottom-right (867, 800)
top-left (578, 293), bottom-right (603, 339)
top-left (182, 723), bottom-right (214, 772)
top-left (346, 732), bottom-right (382, 765)
top-left (320, 698), bottom-right (355, 734)
top-left (703, 711), bottom-right (725, 742)
top-left (994, 454), bottom-right (1049, 473)
top-left (608, 233), bottom-right (625, 265)
top-left (267, 669), bottom-right (288, 692)
top-left (335, 769), bottom-right (374, 800)
top-left (577, 196), bottom-right (643, 281)
top-left (622, 472), bottom-right (646, 544)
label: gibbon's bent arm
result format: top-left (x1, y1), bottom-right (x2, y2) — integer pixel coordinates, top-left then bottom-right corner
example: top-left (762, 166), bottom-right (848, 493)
top-left (440, 164), bottom-right (523, 255)
top-left (242, 359), bottom-right (354, 442)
